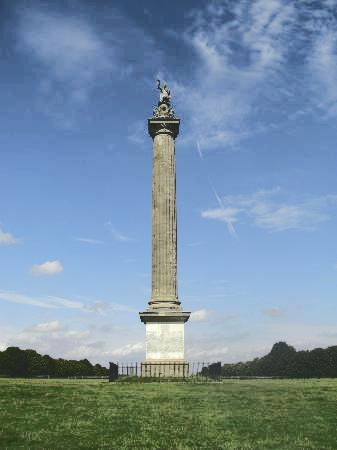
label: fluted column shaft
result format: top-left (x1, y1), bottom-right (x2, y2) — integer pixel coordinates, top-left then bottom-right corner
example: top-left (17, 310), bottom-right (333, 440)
top-left (148, 119), bottom-right (180, 310)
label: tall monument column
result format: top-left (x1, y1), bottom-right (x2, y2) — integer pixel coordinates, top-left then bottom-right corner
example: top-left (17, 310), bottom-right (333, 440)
top-left (139, 81), bottom-right (190, 377)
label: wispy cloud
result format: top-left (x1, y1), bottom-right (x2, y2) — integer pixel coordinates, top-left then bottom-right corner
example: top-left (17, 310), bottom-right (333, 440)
top-left (105, 222), bottom-right (131, 242)
top-left (17, 10), bottom-right (113, 83)
top-left (202, 187), bottom-right (337, 233)
top-left (16, 7), bottom-right (113, 129)
top-left (188, 242), bottom-right (201, 247)
top-left (0, 227), bottom-right (20, 245)
top-left (74, 237), bottom-right (104, 245)
top-left (190, 309), bottom-right (212, 322)
top-left (0, 291), bottom-right (58, 309)
top-left (31, 260), bottom-right (64, 276)
top-left (165, 0), bottom-right (337, 149)
top-left (29, 320), bottom-right (64, 333)
top-left (310, 29), bottom-right (337, 117)
top-left (0, 290), bottom-right (135, 314)
top-left (16, 5), bottom-right (163, 129)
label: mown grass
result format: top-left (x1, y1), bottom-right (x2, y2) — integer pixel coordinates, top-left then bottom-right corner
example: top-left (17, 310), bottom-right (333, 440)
top-left (0, 378), bottom-right (336, 449)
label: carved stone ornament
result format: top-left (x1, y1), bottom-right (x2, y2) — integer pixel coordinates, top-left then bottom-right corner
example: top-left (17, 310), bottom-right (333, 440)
top-left (156, 79), bottom-right (171, 103)
top-left (152, 80), bottom-right (176, 118)
top-left (152, 103), bottom-right (176, 118)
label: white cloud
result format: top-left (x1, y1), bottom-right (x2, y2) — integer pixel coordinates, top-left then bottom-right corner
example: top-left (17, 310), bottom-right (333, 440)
top-left (110, 342), bottom-right (144, 356)
top-left (75, 237), bottom-right (104, 245)
top-left (207, 181), bottom-right (238, 236)
top-left (187, 344), bottom-right (229, 361)
top-left (0, 228), bottom-right (20, 245)
top-left (30, 321), bottom-right (63, 333)
top-left (202, 207), bottom-right (239, 233)
top-left (190, 309), bottom-right (211, 322)
top-left (64, 330), bottom-right (90, 340)
top-left (5, 316), bottom-right (337, 366)
top-left (31, 260), bottom-right (64, 276)
top-left (185, 319), bottom-right (337, 364)
top-left (310, 30), bottom-right (337, 117)
top-left (8, 327), bottom-right (95, 358)
top-left (10, 328), bottom-right (144, 364)
top-left (18, 10), bottom-right (112, 83)
top-left (202, 188), bottom-right (337, 233)
top-left (1, 319), bottom-right (146, 364)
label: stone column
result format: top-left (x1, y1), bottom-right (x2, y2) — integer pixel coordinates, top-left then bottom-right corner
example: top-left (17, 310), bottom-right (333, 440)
top-left (139, 82), bottom-right (190, 377)
top-left (149, 120), bottom-right (179, 310)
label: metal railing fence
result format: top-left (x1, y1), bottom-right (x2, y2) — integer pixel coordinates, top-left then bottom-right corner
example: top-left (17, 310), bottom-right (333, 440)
top-left (108, 361), bottom-right (222, 382)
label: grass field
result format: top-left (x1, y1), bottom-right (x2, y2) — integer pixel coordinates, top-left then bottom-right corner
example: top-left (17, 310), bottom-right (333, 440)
top-left (0, 378), bottom-right (336, 449)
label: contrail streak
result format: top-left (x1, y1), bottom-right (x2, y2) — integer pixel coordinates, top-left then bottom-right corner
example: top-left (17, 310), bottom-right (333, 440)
top-left (196, 140), bottom-right (204, 160)
top-left (208, 178), bottom-right (237, 237)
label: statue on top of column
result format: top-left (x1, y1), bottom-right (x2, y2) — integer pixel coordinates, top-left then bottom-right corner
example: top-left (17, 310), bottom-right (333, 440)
top-left (152, 80), bottom-right (176, 119)
top-left (157, 80), bottom-right (171, 105)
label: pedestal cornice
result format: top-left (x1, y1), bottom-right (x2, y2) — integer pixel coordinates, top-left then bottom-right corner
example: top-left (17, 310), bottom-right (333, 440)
top-left (139, 310), bottom-right (191, 324)
top-left (148, 118), bottom-right (180, 140)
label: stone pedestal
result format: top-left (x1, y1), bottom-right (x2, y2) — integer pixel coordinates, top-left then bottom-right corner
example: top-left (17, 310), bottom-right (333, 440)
top-left (139, 311), bottom-right (190, 377)
top-left (139, 86), bottom-right (190, 376)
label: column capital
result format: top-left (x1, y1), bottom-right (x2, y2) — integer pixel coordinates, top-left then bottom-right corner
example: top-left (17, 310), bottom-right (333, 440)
top-left (148, 118), bottom-right (180, 140)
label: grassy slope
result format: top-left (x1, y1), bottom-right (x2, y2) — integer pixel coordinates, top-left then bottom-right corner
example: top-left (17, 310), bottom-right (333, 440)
top-left (0, 378), bottom-right (336, 449)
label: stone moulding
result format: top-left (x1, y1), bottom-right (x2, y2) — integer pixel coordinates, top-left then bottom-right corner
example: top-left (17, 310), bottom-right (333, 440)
top-left (148, 118), bottom-right (180, 140)
top-left (139, 310), bottom-right (190, 323)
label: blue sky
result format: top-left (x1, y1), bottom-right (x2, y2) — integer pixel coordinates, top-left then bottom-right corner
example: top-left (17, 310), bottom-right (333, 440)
top-left (1, 0), bottom-right (337, 365)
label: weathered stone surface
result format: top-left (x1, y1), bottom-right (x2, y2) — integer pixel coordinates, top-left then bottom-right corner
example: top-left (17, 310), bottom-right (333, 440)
top-left (139, 84), bottom-right (190, 371)
top-left (150, 129), bottom-right (178, 308)
top-left (146, 322), bottom-right (184, 360)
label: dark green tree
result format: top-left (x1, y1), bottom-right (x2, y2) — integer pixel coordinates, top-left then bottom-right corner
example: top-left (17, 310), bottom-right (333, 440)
top-left (1, 347), bottom-right (29, 377)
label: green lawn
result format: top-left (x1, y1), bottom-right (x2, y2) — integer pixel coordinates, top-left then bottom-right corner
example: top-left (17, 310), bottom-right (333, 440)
top-left (0, 378), bottom-right (336, 449)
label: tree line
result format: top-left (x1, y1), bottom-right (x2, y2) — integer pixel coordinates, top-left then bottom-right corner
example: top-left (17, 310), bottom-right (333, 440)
top-left (2, 342), bottom-right (337, 378)
top-left (206, 342), bottom-right (337, 378)
top-left (0, 347), bottom-right (109, 378)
